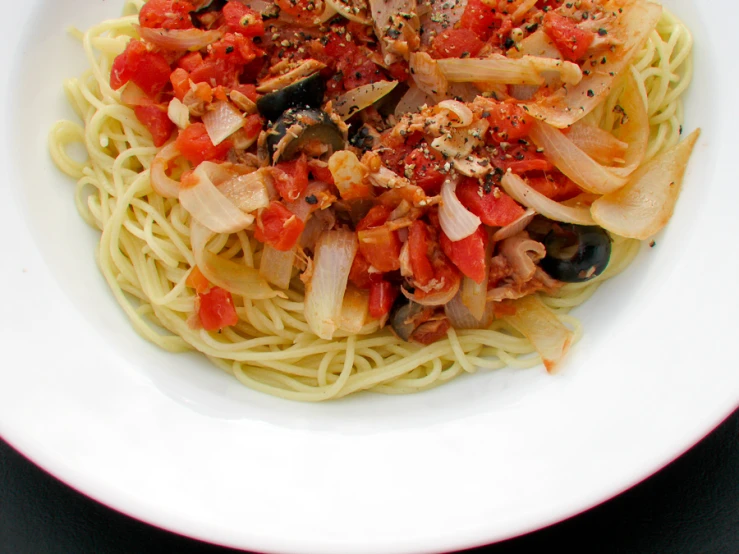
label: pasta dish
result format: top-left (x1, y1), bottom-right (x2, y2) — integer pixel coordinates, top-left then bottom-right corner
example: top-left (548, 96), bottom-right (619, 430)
top-left (49, 0), bottom-right (698, 400)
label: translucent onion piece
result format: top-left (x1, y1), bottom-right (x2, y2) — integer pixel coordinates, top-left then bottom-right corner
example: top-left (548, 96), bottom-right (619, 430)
top-left (333, 80), bottom-right (398, 120)
top-left (325, 0), bottom-right (371, 25)
top-left (591, 129), bottom-right (700, 240)
top-left (437, 99), bottom-right (473, 127)
top-left (120, 81), bottom-right (149, 106)
top-left (567, 122), bottom-right (628, 166)
top-left (256, 60), bottom-right (326, 93)
top-left (501, 295), bottom-right (574, 373)
top-left (137, 26), bottom-right (224, 51)
top-left (218, 169), bottom-right (271, 213)
top-left (401, 276), bottom-right (460, 306)
top-left (409, 52), bottom-right (448, 101)
top-left (339, 285), bottom-right (370, 334)
top-left (304, 230), bottom-right (358, 339)
top-left (522, 1), bottom-right (662, 127)
top-left (259, 245), bottom-right (296, 290)
top-left (394, 84), bottom-right (433, 117)
top-left (167, 98), bottom-right (190, 129)
top-left (607, 72), bottom-right (650, 178)
top-left (202, 101), bottom-right (244, 146)
top-left (528, 120), bottom-right (627, 195)
top-left (437, 55), bottom-right (582, 86)
top-left (150, 142), bottom-right (181, 199)
top-left (180, 162), bottom-right (254, 233)
top-left (492, 209), bottom-right (536, 242)
top-left (190, 220), bottom-right (277, 300)
top-left (445, 290), bottom-right (494, 330)
top-left (509, 29), bottom-right (560, 59)
top-left (439, 179), bottom-right (481, 241)
top-left (328, 150), bottom-right (368, 198)
top-left (500, 171), bottom-right (595, 225)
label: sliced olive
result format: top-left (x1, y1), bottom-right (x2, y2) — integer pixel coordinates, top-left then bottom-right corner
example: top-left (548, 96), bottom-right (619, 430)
top-left (389, 296), bottom-right (426, 342)
top-left (540, 224), bottom-right (611, 283)
top-left (266, 108), bottom-right (346, 163)
top-left (348, 124), bottom-right (380, 152)
top-left (256, 74), bottom-right (325, 123)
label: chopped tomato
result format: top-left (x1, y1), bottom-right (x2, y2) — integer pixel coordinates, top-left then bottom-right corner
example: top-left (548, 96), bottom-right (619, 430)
top-left (404, 148), bottom-right (446, 195)
top-left (254, 201), bottom-right (305, 251)
top-left (272, 155), bottom-right (310, 202)
top-left (498, 145), bottom-right (554, 174)
top-left (386, 61), bottom-right (410, 82)
top-left (431, 29), bottom-right (485, 59)
top-left (210, 33), bottom-right (259, 66)
top-left (349, 250), bottom-right (374, 289)
top-left (440, 227), bottom-right (488, 284)
top-left (177, 52), bottom-right (204, 73)
top-left (134, 104), bottom-right (175, 147)
top-left (459, 0), bottom-right (499, 41)
top-left (232, 84), bottom-right (259, 102)
top-left (243, 113), bottom-right (263, 140)
top-left (369, 280), bottom-right (398, 319)
top-left (527, 173), bottom-right (582, 201)
top-left (222, 1), bottom-right (265, 37)
top-left (456, 178), bottom-right (525, 227)
top-left (110, 40), bottom-right (172, 97)
top-left (139, 0), bottom-right (195, 30)
top-left (170, 68), bottom-right (191, 101)
top-left (356, 205), bottom-right (392, 231)
top-left (175, 123), bottom-right (232, 165)
top-left (186, 266), bottom-right (211, 294)
top-left (379, 131), bottom-right (423, 173)
top-left (323, 33), bottom-right (382, 91)
top-left (357, 227), bottom-right (402, 273)
top-left (407, 220), bottom-right (435, 286)
top-left (486, 102), bottom-right (534, 143)
top-left (542, 12), bottom-right (595, 62)
top-left (308, 161), bottom-right (334, 184)
top-left (199, 286), bottom-right (239, 331)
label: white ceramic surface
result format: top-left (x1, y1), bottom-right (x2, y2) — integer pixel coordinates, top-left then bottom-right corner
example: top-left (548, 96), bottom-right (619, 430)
top-left (0, 1), bottom-right (737, 552)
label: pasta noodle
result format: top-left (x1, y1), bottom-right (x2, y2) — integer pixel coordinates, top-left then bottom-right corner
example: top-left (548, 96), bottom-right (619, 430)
top-left (49, 0), bottom-right (694, 401)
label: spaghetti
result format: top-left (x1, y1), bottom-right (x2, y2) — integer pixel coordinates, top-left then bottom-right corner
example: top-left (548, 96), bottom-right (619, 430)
top-left (49, 0), bottom-right (694, 401)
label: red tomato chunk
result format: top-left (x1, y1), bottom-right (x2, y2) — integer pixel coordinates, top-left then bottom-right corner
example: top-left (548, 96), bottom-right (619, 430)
top-left (199, 287), bottom-right (238, 331)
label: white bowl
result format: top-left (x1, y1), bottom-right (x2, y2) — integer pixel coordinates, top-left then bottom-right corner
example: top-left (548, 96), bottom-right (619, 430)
top-left (0, 1), bottom-right (737, 552)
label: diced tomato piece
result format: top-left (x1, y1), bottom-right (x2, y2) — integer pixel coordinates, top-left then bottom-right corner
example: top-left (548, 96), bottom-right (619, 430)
top-left (357, 205), bottom-right (392, 231)
top-left (222, 1), bottom-right (265, 37)
top-left (357, 227), bottom-right (402, 273)
top-left (459, 0), bottom-right (498, 41)
top-left (177, 52), bottom-right (204, 73)
top-left (308, 161), bottom-right (334, 184)
top-left (272, 155), bottom-right (310, 202)
top-left (542, 12), bottom-right (595, 62)
top-left (110, 40), bottom-right (172, 97)
top-left (134, 104), bottom-right (175, 147)
top-left (349, 250), bottom-right (374, 289)
top-left (386, 61), bottom-right (409, 82)
top-left (243, 113), bottom-right (263, 140)
top-left (254, 201), bottom-right (305, 251)
top-left (407, 220), bottom-right (435, 286)
top-left (175, 123), bottom-right (232, 165)
top-left (456, 178), bottom-right (525, 227)
top-left (404, 148), bottom-right (446, 195)
top-left (369, 280), bottom-right (398, 319)
top-left (527, 173), bottom-right (582, 201)
top-left (440, 227), bottom-right (488, 284)
top-left (186, 266), bottom-right (211, 294)
top-left (379, 131), bottom-right (423, 173)
top-left (210, 33), bottom-right (258, 66)
top-left (232, 84), bottom-right (258, 103)
top-left (431, 29), bottom-right (485, 59)
top-left (498, 146), bottom-right (554, 174)
top-left (343, 58), bottom-right (383, 89)
top-left (139, 0), bottom-right (195, 30)
top-left (170, 68), bottom-right (190, 101)
top-left (199, 286), bottom-right (239, 331)
top-left (486, 102), bottom-right (534, 143)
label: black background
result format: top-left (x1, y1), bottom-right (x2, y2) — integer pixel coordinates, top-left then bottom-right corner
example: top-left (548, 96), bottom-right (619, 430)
top-left (1, 408), bottom-right (737, 554)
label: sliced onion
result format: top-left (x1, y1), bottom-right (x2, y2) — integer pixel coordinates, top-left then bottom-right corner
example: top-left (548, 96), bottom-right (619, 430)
top-left (333, 80), bottom-right (398, 120)
top-left (180, 162), bottom-right (254, 233)
top-left (437, 55), bottom-right (582, 86)
top-left (500, 294), bottom-right (574, 373)
top-left (567, 122), bottom-right (628, 166)
top-left (218, 169), bottom-right (270, 213)
top-left (325, 0), bottom-right (371, 25)
top-left (522, 1), bottom-right (662, 127)
top-left (137, 26), bottom-right (224, 51)
top-left (509, 29), bottom-right (560, 59)
top-left (285, 181), bottom-right (333, 221)
top-left (259, 245), bottom-right (296, 290)
top-left (439, 179), bottom-right (481, 241)
top-left (120, 81), bottom-right (150, 106)
top-left (409, 52), bottom-right (448, 101)
top-left (339, 285), bottom-right (370, 334)
top-left (394, 84), bottom-right (433, 117)
top-left (528, 120), bottom-right (626, 195)
top-left (437, 99), bottom-right (474, 127)
top-left (492, 209), bottom-right (536, 242)
top-left (328, 150), bottom-right (369, 198)
top-left (190, 220), bottom-right (277, 300)
top-left (256, 60), bottom-right (326, 93)
top-left (591, 129), bottom-right (700, 240)
top-left (202, 101), bottom-right (244, 146)
top-left (150, 142), bottom-right (181, 199)
top-left (607, 72), bottom-right (650, 177)
top-left (401, 276), bottom-right (460, 307)
top-left (445, 290), bottom-right (494, 330)
top-left (304, 229), bottom-right (358, 340)
top-left (500, 171), bottom-right (595, 226)
top-left (167, 98), bottom-right (190, 129)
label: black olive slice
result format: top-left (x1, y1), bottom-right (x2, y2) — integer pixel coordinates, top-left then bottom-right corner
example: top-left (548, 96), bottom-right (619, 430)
top-left (256, 74), bottom-right (326, 122)
top-left (266, 108), bottom-right (345, 163)
top-left (540, 224), bottom-right (612, 283)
